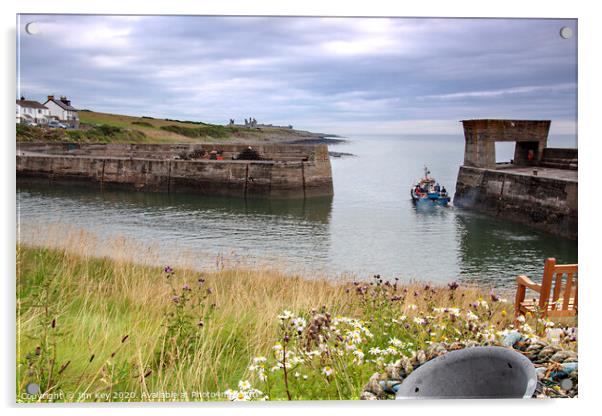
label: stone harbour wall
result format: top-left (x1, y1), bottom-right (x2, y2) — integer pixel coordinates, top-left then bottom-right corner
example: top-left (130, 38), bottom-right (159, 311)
top-left (16, 142), bottom-right (334, 199)
top-left (454, 166), bottom-right (577, 239)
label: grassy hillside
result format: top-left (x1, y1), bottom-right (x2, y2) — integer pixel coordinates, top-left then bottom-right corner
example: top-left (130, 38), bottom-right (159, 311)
top-left (16, 110), bottom-right (331, 144)
top-left (79, 111), bottom-right (255, 143)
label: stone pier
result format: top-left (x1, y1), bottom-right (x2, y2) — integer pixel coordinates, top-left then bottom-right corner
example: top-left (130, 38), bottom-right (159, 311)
top-left (16, 142), bottom-right (334, 199)
top-left (454, 119), bottom-right (577, 240)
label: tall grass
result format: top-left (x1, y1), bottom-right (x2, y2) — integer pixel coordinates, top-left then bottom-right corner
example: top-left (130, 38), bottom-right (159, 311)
top-left (17, 245), bottom-right (352, 401)
top-left (16, 243), bottom-right (575, 402)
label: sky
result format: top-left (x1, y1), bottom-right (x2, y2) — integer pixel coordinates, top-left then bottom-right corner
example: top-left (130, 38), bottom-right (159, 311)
top-left (17, 15), bottom-right (577, 136)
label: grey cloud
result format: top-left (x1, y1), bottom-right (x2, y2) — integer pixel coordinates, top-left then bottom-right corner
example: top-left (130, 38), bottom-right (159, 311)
top-left (17, 15), bottom-right (577, 135)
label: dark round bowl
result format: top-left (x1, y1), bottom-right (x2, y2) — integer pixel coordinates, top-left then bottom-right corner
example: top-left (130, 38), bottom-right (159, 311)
top-left (396, 346), bottom-right (537, 399)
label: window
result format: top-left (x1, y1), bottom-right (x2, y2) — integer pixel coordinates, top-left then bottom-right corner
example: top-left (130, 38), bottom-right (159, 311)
top-left (495, 142), bottom-right (515, 164)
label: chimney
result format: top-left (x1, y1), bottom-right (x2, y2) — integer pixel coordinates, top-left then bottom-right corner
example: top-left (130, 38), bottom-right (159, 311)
top-left (20, 96), bottom-right (25, 101)
top-left (47, 95), bottom-right (54, 101)
top-left (60, 96), bottom-right (70, 105)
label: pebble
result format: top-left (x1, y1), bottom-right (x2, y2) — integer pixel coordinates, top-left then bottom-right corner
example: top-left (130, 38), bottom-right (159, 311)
top-left (361, 332), bottom-right (578, 400)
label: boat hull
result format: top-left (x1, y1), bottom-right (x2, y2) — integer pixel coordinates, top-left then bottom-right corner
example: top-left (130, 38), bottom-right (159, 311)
top-left (410, 189), bottom-right (450, 206)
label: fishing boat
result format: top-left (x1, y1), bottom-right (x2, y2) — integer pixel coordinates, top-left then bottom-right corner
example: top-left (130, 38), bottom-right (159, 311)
top-left (410, 167), bottom-right (451, 206)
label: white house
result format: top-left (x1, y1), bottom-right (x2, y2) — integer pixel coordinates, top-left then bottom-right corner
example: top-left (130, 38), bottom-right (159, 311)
top-left (43, 95), bottom-right (79, 127)
top-left (16, 97), bottom-right (50, 125)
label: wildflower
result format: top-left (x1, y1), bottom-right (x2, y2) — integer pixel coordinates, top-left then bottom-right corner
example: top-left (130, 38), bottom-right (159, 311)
top-left (206, 288), bottom-right (213, 295)
top-left (490, 291), bottom-right (500, 302)
top-left (278, 310), bottom-right (294, 321)
top-left (238, 380), bottom-right (252, 390)
top-left (234, 391), bottom-right (248, 401)
top-left (516, 315), bottom-right (526, 323)
top-left (182, 283), bottom-right (191, 291)
top-left (466, 311), bottom-right (479, 321)
top-left (385, 346), bottom-right (398, 355)
top-left (291, 317), bottom-right (307, 333)
top-left (448, 281), bottom-right (459, 290)
top-left (197, 277), bottom-right (205, 284)
top-left (197, 320), bottom-right (204, 327)
top-left (413, 317), bottom-right (427, 325)
top-left (501, 310), bottom-right (507, 317)
top-left (172, 295), bottom-right (180, 304)
top-left (352, 350), bottom-right (365, 364)
top-left (322, 366), bottom-right (334, 377)
top-left (389, 338), bottom-right (404, 348)
top-left (253, 356), bottom-right (267, 364)
top-left (407, 304), bottom-right (417, 311)
top-left (369, 347), bottom-right (383, 355)
top-left (164, 266), bottom-right (173, 274)
top-left (272, 343), bottom-right (283, 352)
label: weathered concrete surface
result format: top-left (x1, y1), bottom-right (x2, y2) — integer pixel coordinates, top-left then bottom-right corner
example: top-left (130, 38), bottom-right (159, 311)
top-left (454, 166), bottom-right (577, 239)
top-left (461, 119), bottom-right (551, 169)
top-left (541, 148), bottom-right (578, 170)
top-left (16, 142), bottom-right (334, 199)
top-left (455, 119), bottom-right (577, 239)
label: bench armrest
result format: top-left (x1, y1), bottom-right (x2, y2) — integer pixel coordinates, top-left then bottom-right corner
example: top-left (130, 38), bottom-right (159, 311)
top-left (516, 275), bottom-right (541, 293)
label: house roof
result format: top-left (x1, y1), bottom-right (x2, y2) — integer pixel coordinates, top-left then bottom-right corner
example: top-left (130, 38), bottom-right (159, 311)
top-left (16, 99), bottom-right (48, 109)
top-left (45, 99), bottom-right (78, 112)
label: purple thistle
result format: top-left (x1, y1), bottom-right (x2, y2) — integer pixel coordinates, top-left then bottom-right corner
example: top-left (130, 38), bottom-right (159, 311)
top-left (206, 288), bottom-right (213, 295)
top-left (490, 291), bottom-right (500, 302)
top-left (448, 281), bottom-right (459, 290)
top-left (172, 295), bottom-right (180, 304)
top-left (182, 284), bottom-right (191, 291)
top-left (164, 266), bottom-right (173, 274)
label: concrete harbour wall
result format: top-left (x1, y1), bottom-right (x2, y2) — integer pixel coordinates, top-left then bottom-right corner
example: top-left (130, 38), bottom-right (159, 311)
top-left (454, 166), bottom-right (577, 239)
top-left (16, 142), bottom-right (334, 199)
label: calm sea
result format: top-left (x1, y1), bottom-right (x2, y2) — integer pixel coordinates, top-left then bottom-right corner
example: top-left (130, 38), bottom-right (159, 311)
top-left (17, 134), bottom-right (578, 290)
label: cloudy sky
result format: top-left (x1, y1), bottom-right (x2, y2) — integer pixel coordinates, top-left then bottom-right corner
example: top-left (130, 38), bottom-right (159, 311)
top-left (17, 15), bottom-right (577, 136)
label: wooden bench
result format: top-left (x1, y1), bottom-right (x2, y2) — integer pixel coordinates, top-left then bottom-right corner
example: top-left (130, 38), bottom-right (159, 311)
top-left (515, 258), bottom-right (578, 318)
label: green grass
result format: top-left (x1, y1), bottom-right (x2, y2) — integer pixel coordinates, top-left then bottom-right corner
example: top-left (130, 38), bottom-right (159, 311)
top-left (16, 244), bottom-right (575, 402)
top-left (159, 124), bottom-right (238, 139)
top-left (78, 111), bottom-right (248, 143)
